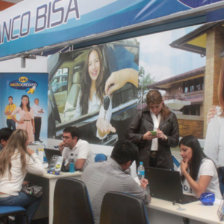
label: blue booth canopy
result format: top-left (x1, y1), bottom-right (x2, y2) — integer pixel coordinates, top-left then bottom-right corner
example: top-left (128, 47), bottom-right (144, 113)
top-left (0, 0), bottom-right (224, 60)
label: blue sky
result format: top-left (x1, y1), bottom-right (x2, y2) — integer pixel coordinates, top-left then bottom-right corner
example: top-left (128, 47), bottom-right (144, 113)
top-left (137, 24), bottom-right (205, 82)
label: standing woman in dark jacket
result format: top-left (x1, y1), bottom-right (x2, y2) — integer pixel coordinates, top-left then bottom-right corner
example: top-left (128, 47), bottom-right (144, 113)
top-left (127, 89), bottom-right (179, 170)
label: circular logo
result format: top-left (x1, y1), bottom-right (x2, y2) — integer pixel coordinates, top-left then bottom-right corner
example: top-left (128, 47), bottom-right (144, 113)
top-left (19, 76), bottom-right (28, 83)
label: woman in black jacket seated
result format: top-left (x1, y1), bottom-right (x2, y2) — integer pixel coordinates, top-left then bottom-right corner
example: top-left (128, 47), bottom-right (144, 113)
top-left (127, 89), bottom-right (179, 170)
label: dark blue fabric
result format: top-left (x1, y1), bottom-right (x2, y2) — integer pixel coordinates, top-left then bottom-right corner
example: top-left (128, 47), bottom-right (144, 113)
top-left (0, 191), bottom-right (41, 224)
top-left (6, 119), bottom-right (16, 130)
top-left (0, 205), bottom-right (25, 214)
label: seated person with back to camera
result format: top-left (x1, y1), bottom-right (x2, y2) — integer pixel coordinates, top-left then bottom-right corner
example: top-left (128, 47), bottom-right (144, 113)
top-left (0, 127), bottom-right (13, 150)
top-left (59, 126), bottom-right (92, 171)
top-left (0, 129), bottom-right (45, 224)
top-left (179, 135), bottom-right (222, 199)
top-left (82, 139), bottom-right (150, 224)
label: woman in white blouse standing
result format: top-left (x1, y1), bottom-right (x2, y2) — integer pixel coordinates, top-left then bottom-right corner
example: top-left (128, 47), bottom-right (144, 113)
top-left (0, 129), bottom-right (45, 224)
top-left (204, 61), bottom-right (224, 195)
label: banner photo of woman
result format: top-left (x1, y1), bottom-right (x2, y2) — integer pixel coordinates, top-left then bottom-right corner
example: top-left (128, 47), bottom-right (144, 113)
top-left (48, 40), bottom-right (139, 144)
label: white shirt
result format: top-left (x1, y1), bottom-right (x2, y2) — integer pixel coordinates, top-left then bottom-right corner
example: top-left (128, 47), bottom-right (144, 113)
top-left (0, 151), bottom-right (45, 196)
top-left (32, 104), bottom-right (44, 117)
top-left (62, 139), bottom-right (93, 170)
top-left (74, 92), bottom-right (101, 118)
top-left (204, 111), bottom-right (224, 167)
top-left (182, 158), bottom-right (222, 199)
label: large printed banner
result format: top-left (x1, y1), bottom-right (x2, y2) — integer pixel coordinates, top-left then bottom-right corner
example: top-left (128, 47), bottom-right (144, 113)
top-left (0, 0), bottom-right (224, 59)
top-left (0, 73), bottom-right (48, 143)
top-left (48, 21), bottom-right (212, 144)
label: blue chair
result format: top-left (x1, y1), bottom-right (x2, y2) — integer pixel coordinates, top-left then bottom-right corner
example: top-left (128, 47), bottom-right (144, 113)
top-left (95, 153), bottom-right (107, 162)
top-left (53, 178), bottom-right (94, 224)
top-left (172, 155), bottom-right (180, 168)
top-left (0, 206), bottom-right (28, 224)
top-left (100, 191), bottom-right (150, 224)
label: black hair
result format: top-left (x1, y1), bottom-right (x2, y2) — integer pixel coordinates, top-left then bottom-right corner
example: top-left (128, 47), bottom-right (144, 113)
top-left (8, 96), bottom-right (13, 99)
top-left (179, 135), bottom-right (206, 181)
top-left (63, 126), bottom-right (80, 139)
top-left (20, 95), bottom-right (30, 111)
top-left (0, 128), bottom-right (13, 141)
top-left (111, 140), bottom-right (139, 165)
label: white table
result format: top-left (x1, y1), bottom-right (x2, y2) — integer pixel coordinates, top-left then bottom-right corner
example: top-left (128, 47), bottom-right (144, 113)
top-left (148, 197), bottom-right (224, 224)
top-left (26, 170), bottom-right (81, 224)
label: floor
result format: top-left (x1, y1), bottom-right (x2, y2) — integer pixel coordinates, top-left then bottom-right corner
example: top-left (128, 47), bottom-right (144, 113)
top-left (31, 218), bottom-right (48, 224)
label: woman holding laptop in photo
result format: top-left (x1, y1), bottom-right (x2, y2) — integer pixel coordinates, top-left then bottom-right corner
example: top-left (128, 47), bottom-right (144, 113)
top-left (179, 135), bottom-right (222, 199)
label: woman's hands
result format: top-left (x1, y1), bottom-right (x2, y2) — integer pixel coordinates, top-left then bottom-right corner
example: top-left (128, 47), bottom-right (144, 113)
top-left (142, 129), bottom-right (167, 141)
top-left (157, 129), bottom-right (168, 140)
top-left (142, 131), bottom-right (156, 141)
top-left (105, 68), bottom-right (138, 95)
top-left (207, 106), bottom-right (217, 123)
top-left (207, 106), bottom-right (224, 123)
top-left (17, 119), bottom-right (24, 124)
top-left (96, 117), bottom-right (116, 138)
top-left (27, 148), bottom-right (34, 155)
top-left (180, 159), bottom-right (189, 176)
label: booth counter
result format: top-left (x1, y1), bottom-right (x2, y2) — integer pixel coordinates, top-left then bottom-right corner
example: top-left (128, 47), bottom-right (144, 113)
top-left (26, 170), bottom-right (81, 224)
top-left (148, 197), bottom-right (223, 224)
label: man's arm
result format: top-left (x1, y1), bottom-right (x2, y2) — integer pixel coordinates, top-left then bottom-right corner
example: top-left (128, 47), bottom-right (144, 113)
top-left (76, 141), bottom-right (90, 170)
top-left (75, 159), bottom-right (86, 170)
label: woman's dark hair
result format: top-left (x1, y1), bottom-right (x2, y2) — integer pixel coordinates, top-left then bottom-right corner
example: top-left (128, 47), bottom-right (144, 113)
top-left (179, 135), bottom-right (206, 181)
top-left (80, 46), bottom-right (106, 115)
top-left (111, 140), bottom-right (138, 165)
top-left (20, 95), bottom-right (30, 111)
top-left (146, 89), bottom-right (170, 119)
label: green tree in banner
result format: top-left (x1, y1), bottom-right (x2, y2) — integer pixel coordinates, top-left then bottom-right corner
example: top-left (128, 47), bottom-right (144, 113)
top-left (138, 66), bottom-right (155, 103)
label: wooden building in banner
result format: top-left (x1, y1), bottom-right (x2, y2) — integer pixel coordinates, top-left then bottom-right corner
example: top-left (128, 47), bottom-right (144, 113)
top-left (169, 22), bottom-right (224, 137)
top-left (148, 67), bottom-right (205, 139)
top-left (149, 21), bottom-right (224, 138)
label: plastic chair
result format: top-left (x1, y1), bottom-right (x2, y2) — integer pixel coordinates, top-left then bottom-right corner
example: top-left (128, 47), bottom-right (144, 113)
top-left (172, 155), bottom-right (180, 168)
top-left (100, 191), bottom-right (150, 224)
top-left (53, 178), bottom-right (94, 224)
top-left (95, 153), bottom-right (107, 162)
top-left (0, 206), bottom-right (28, 224)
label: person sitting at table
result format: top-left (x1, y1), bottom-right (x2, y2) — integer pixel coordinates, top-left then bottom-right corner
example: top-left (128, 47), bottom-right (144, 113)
top-left (59, 126), bottom-right (92, 171)
top-left (179, 135), bottom-right (222, 199)
top-left (82, 139), bottom-right (150, 224)
top-left (0, 129), bottom-right (45, 224)
top-left (0, 127), bottom-right (13, 150)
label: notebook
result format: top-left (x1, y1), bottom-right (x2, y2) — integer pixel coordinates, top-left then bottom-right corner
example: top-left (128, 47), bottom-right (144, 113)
top-left (147, 167), bottom-right (198, 204)
top-left (44, 148), bottom-right (61, 163)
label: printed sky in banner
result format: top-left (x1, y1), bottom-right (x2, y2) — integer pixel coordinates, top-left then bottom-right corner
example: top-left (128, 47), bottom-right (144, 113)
top-left (138, 25), bottom-right (205, 82)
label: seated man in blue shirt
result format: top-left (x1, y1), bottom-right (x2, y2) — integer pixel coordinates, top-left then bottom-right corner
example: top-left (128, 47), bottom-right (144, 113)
top-left (82, 139), bottom-right (150, 224)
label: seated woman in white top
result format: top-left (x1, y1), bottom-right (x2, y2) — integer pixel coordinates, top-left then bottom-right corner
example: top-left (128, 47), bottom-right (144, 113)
top-left (179, 135), bottom-right (221, 199)
top-left (0, 129), bottom-right (45, 224)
